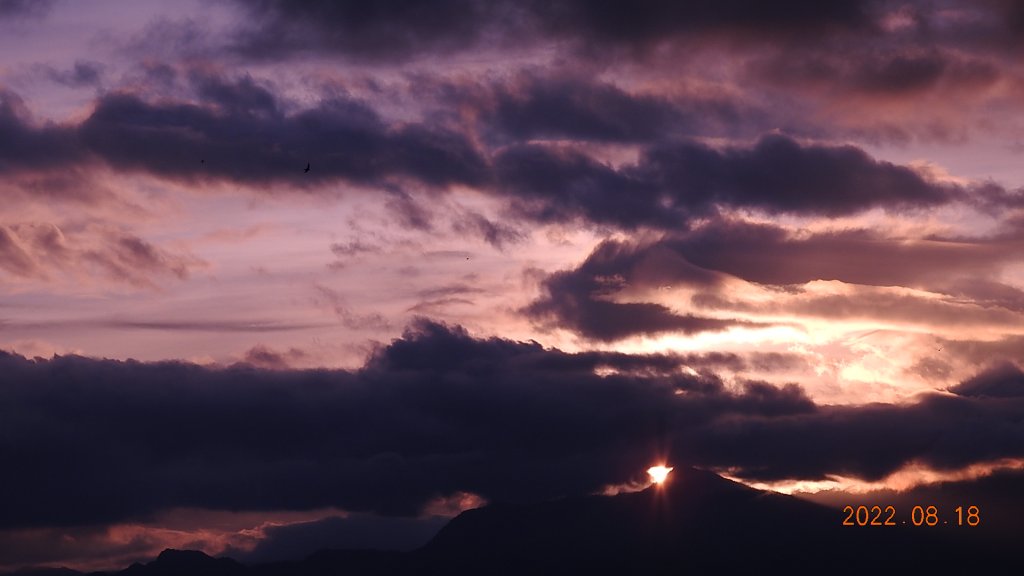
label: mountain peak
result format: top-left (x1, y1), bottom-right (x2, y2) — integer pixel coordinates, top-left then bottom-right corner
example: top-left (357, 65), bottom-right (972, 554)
top-left (417, 467), bottom-right (841, 572)
top-left (119, 549), bottom-right (245, 576)
top-left (154, 550), bottom-right (214, 564)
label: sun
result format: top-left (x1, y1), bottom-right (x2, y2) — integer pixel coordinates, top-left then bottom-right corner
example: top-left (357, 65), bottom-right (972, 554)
top-left (647, 465), bottom-right (674, 485)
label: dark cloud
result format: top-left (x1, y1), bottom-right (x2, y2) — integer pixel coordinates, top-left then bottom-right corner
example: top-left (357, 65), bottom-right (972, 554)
top-left (949, 361), bottom-right (1024, 398)
top-left (495, 135), bottom-right (965, 229)
top-left (494, 144), bottom-right (669, 228)
top-left (0, 74), bottom-right (1000, 230)
top-left (854, 52), bottom-right (949, 94)
top-left (638, 134), bottom-right (958, 217)
top-left (527, 293), bottom-right (748, 341)
top-left (471, 74), bottom-right (773, 144)
top-left (0, 90), bottom-right (83, 174)
top-left (649, 219), bottom-right (1012, 287)
top-left (232, 0), bottom-right (522, 61)
top-left (480, 75), bottom-right (684, 144)
top-left (190, 72), bottom-right (279, 116)
top-left (526, 219), bottom-right (1024, 337)
top-left (524, 237), bottom-right (750, 340)
top-left (450, 211), bottom-right (524, 249)
top-left (383, 189), bottom-right (434, 230)
top-left (205, 0), bottom-right (1023, 155)
top-left (213, 1), bottom-right (1016, 145)
top-left (2, 320), bottom-right (1018, 530)
top-left (42, 61), bottom-right (105, 88)
top-left (909, 0), bottom-right (1024, 54)
top-left (752, 49), bottom-right (999, 98)
top-left (77, 77), bottom-right (488, 189)
top-left (0, 0), bottom-right (54, 18)
top-left (414, 283), bottom-right (483, 300)
top-left (685, 391), bottom-right (1024, 482)
top-left (406, 297), bottom-right (474, 314)
top-left (230, 0), bottom-right (873, 61)
top-left (531, 0), bottom-right (874, 54)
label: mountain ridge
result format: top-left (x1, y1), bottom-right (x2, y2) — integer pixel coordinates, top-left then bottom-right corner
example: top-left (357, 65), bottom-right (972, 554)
top-left (4, 468), bottom-right (1014, 575)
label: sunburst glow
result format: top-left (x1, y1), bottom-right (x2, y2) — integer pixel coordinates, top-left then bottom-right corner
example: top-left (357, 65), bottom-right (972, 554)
top-left (647, 465), bottom-right (674, 485)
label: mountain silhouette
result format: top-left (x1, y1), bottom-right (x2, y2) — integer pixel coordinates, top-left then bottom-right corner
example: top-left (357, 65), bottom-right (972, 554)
top-left (6, 468), bottom-right (1015, 576)
top-left (120, 550), bottom-right (246, 576)
top-left (415, 467), bottom-right (868, 574)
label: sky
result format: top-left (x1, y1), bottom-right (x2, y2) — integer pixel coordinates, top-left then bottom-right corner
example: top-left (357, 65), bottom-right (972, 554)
top-left (2, 0), bottom-right (1024, 570)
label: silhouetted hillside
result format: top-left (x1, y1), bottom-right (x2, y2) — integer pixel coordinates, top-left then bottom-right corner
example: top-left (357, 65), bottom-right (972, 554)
top-left (416, 467), bottom-right (842, 573)
top-left (250, 549), bottom-right (406, 576)
top-left (5, 469), bottom-right (1015, 576)
top-left (119, 550), bottom-right (245, 576)
top-left (414, 467), bottom-right (1014, 574)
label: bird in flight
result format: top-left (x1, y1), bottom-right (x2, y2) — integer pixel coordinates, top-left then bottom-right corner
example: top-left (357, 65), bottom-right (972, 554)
top-left (304, 162), bottom-right (311, 173)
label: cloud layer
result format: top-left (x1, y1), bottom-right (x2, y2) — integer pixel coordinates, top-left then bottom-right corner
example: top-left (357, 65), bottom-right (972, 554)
top-left (2, 320), bottom-right (1022, 531)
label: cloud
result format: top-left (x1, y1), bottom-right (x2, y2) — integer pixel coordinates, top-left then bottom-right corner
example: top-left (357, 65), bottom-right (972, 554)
top-left (2, 72), bottom-right (1008, 233)
top-left (524, 218), bottom-right (1024, 338)
top-left (478, 75), bottom-right (685, 144)
top-left (0, 225), bottom-right (40, 276)
top-left (0, 318), bottom-right (329, 334)
top-left (0, 223), bottom-right (201, 287)
top-left (450, 211), bottom-right (524, 249)
top-left (494, 143), bottom-right (668, 228)
top-left (639, 134), bottom-right (958, 216)
top-left (230, 514), bottom-right (448, 562)
top-left (229, 0), bottom-right (873, 61)
top-left (530, 0), bottom-right (873, 46)
top-left (210, 1), bottom-right (1024, 149)
top-left (330, 240), bottom-right (382, 258)
top-left (41, 61), bottom-right (105, 88)
top-left (802, 466), bottom-right (1024, 536)
top-left (495, 134), bottom-right (969, 229)
top-left (2, 320), bottom-right (1021, 531)
top-left (312, 283), bottom-right (392, 330)
top-left (0, 0), bottom-right (54, 19)
top-left (0, 524), bottom-right (169, 572)
top-left (0, 90), bottom-right (84, 175)
top-left (524, 237), bottom-right (753, 340)
top-left (240, 345), bottom-right (309, 370)
top-left (414, 283), bottom-right (484, 300)
top-left (949, 361), bottom-right (1024, 398)
top-left (231, 0), bottom-right (523, 61)
top-left (599, 218), bottom-right (1014, 288)
top-left (458, 73), bottom-right (779, 145)
top-left (86, 234), bottom-right (193, 285)
top-left (751, 49), bottom-right (1000, 99)
top-left (77, 77), bottom-right (488, 189)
